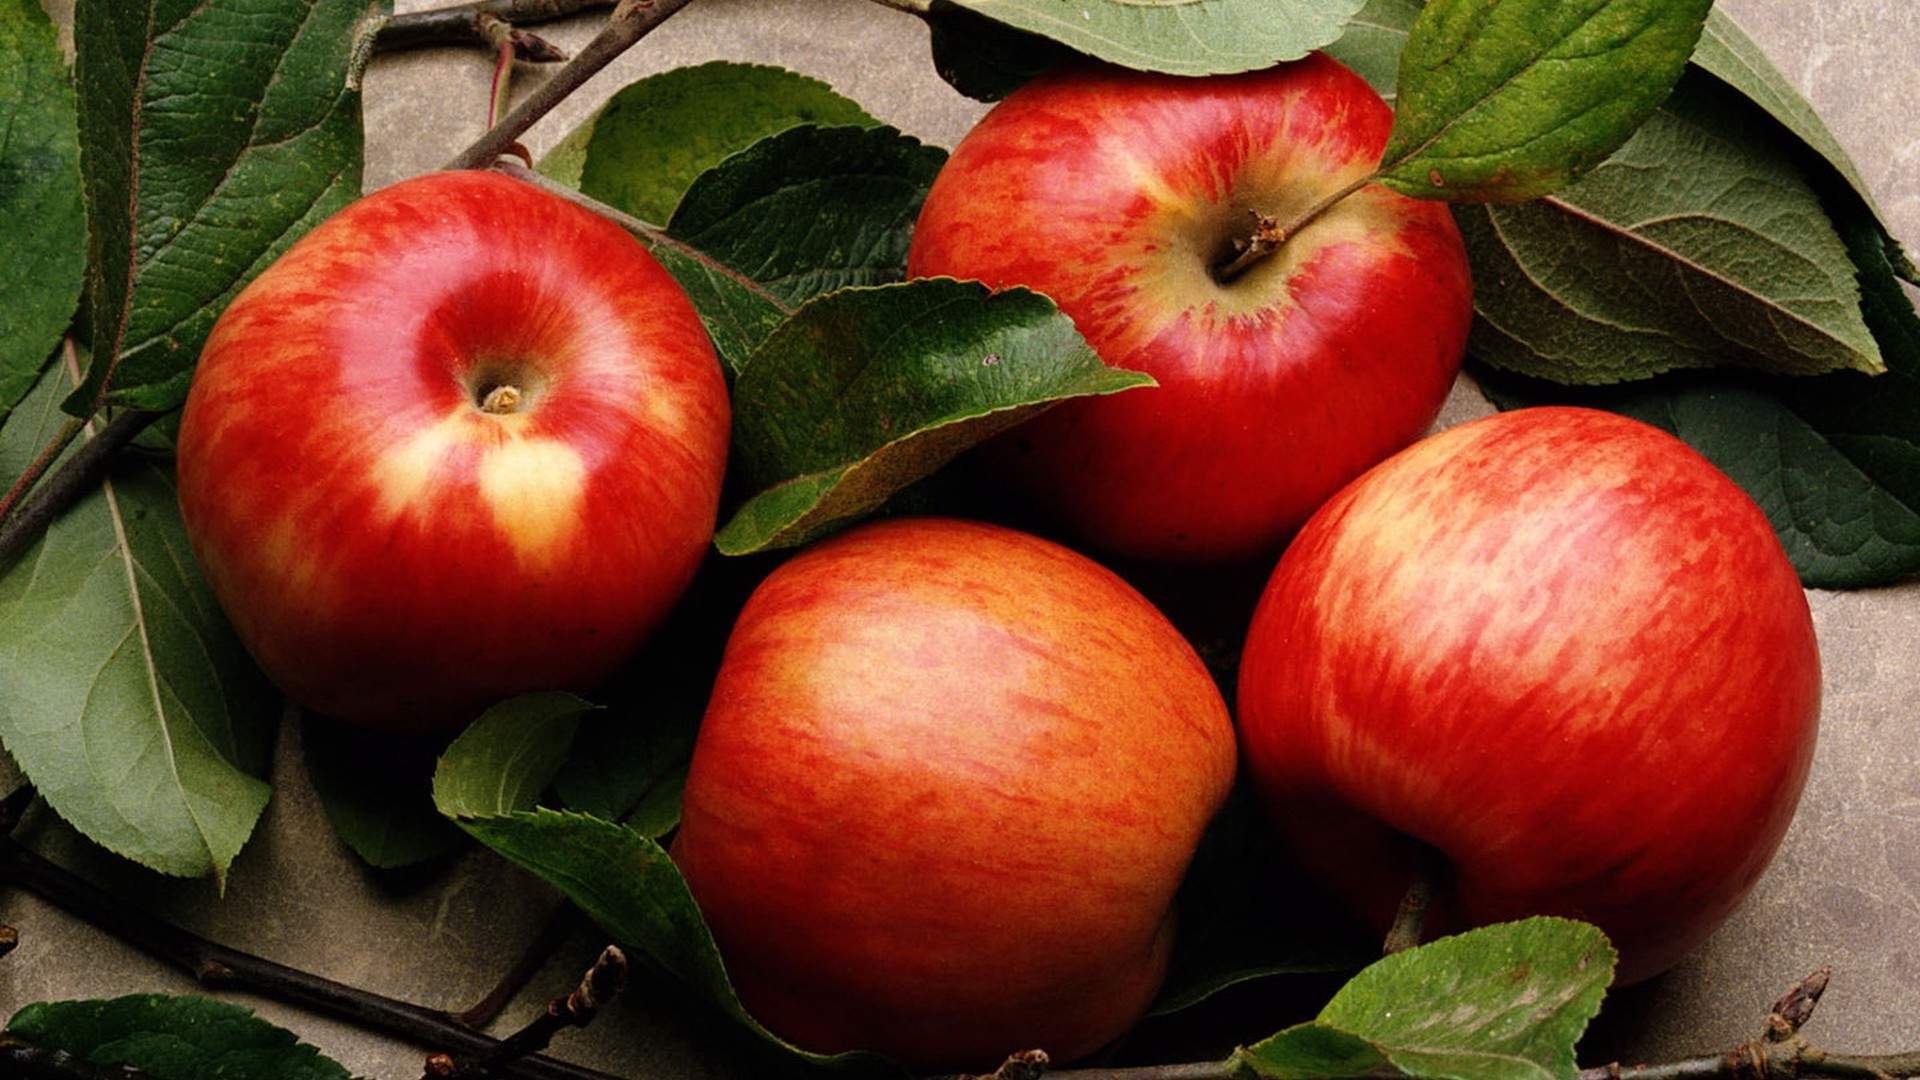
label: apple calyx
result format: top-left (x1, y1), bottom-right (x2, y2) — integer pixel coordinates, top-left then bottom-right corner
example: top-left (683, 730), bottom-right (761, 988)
top-left (468, 361), bottom-right (543, 416)
top-left (478, 384), bottom-right (524, 414)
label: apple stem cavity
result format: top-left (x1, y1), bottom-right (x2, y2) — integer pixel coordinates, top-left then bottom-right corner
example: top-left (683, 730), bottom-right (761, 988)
top-left (1211, 170), bottom-right (1381, 285)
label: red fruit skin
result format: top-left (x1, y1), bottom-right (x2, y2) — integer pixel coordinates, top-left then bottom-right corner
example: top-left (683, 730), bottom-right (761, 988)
top-left (1235, 406), bottom-right (1820, 984)
top-left (906, 53), bottom-right (1473, 564)
top-left (175, 170), bottom-right (730, 731)
top-left (670, 517), bottom-right (1237, 1069)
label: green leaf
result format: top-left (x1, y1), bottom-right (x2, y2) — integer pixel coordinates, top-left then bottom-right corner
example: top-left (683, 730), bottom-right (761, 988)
top-left (431, 691), bottom-right (597, 818)
top-left (1460, 70), bottom-right (1882, 383)
top-left (648, 123), bottom-right (947, 375)
top-left (715, 280), bottom-right (1153, 555)
top-left (71, 0), bottom-right (376, 414)
top-left (1379, 0), bottom-right (1713, 202)
top-left (0, 0), bottom-right (86, 423)
top-left (0, 363), bottom-right (277, 881)
top-left (1322, 0), bottom-right (1423, 103)
top-left (299, 714), bottom-right (465, 869)
top-left (1690, 10), bottom-right (1896, 262)
top-left (648, 245), bottom-right (791, 376)
top-left (934, 0), bottom-right (1367, 77)
top-left (1233, 919), bottom-right (1615, 1080)
top-left (8, 994), bottom-right (351, 1080)
top-left (561, 60), bottom-right (880, 226)
top-left (669, 125), bottom-right (947, 311)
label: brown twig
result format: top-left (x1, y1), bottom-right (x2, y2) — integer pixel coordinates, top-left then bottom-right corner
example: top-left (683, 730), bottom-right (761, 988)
top-left (375, 0), bottom-right (610, 58)
top-left (930, 971), bottom-right (1920, 1080)
top-left (0, 817), bottom-right (624, 1080)
top-left (473, 947), bottom-right (627, 1077)
top-left (444, 0), bottom-right (697, 171)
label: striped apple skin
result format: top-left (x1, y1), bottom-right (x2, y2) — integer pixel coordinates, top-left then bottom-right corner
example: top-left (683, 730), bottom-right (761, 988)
top-left (177, 169), bottom-right (729, 730)
top-left (672, 516), bottom-right (1237, 1068)
top-left (1237, 406), bottom-right (1820, 983)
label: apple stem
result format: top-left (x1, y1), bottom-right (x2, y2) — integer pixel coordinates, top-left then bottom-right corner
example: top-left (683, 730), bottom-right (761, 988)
top-left (1212, 169), bottom-right (1381, 285)
top-left (1382, 844), bottom-right (1444, 955)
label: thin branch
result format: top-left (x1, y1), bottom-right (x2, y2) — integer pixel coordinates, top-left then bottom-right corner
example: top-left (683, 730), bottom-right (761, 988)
top-left (466, 947), bottom-right (628, 1078)
top-left (444, 0), bottom-right (697, 171)
top-left (375, 0), bottom-right (610, 57)
top-left (0, 827), bottom-right (625, 1080)
top-left (0, 408), bottom-right (165, 573)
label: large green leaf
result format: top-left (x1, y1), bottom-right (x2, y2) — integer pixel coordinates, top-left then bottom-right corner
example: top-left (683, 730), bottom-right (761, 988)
top-left (0, 363), bottom-right (276, 881)
top-left (1461, 72), bottom-right (1881, 383)
top-left (932, 0), bottom-right (1367, 77)
top-left (554, 65), bottom-right (928, 373)
top-left (1322, 0), bottom-right (1422, 102)
top-left (1690, 9), bottom-right (1901, 266)
top-left (649, 123), bottom-right (947, 375)
top-left (71, 0), bottom-right (376, 414)
top-left (716, 280), bottom-right (1153, 555)
top-left (8, 994), bottom-right (351, 1080)
top-left (1379, 0), bottom-right (1712, 202)
top-left (668, 125), bottom-right (947, 312)
top-left (0, 0), bottom-right (86, 424)
top-left (556, 60), bottom-right (880, 226)
top-left (1233, 919), bottom-right (1615, 1080)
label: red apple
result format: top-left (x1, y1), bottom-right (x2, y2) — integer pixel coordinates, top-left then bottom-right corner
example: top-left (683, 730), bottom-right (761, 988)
top-left (906, 53), bottom-right (1472, 564)
top-left (670, 516), bottom-right (1237, 1068)
top-left (175, 169), bottom-right (730, 731)
top-left (1235, 406), bottom-right (1820, 984)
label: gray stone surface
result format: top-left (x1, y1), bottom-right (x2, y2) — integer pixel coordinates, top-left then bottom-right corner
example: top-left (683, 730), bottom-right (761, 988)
top-left (5, 1), bottom-right (1917, 1077)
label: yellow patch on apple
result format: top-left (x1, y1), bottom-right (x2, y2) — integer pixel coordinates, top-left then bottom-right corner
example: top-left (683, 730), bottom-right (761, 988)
top-left (478, 435), bottom-right (589, 568)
